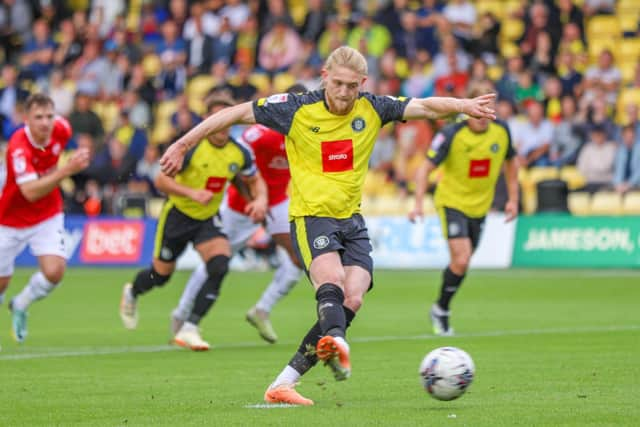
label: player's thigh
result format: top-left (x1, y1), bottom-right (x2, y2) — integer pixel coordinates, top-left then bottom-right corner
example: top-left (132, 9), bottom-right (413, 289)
top-left (220, 201), bottom-right (259, 253)
top-left (468, 217), bottom-right (486, 252)
top-left (29, 214), bottom-right (66, 259)
top-left (341, 214), bottom-right (374, 283)
top-left (193, 217), bottom-right (231, 259)
top-left (0, 224), bottom-right (29, 278)
top-left (290, 216), bottom-right (345, 285)
top-left (154, 205), bottom-right (197, 263)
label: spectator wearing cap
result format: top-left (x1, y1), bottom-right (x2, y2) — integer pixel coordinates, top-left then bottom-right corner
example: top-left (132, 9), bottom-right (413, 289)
top-left (577, 124), bottom-right (617, 193)
top-left (258, 17), bottom-right (302, 74)
top-left (613, 125), bottom-right (640, 194)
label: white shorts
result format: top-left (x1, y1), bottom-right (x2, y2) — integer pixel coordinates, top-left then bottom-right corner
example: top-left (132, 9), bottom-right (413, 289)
top-left (220, 198), bottom-right (290, 253)
top-left (0, 213), bottom-right (66, 276)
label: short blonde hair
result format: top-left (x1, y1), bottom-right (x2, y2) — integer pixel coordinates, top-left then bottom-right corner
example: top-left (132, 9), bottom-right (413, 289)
top-left (324, 46), bottom-right (368, 76)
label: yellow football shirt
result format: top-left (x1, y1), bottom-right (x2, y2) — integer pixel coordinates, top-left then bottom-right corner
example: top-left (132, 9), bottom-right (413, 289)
top-left (427, 119), bottom-right (515, 218)
top-left (253, 90), bottom-right (410, 219)
top-left (168, 138), bottom-right (256, 220)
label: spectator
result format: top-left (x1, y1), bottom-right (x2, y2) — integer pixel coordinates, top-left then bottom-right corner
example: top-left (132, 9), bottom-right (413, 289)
top-left (72, 40), bottom-right (109, 97)
top-left (183, 0), bottom-right (219, 41)
top-left (579, 95), bottom-right (618, 140)
top-left (89, 0), bottom-right (125, 38)
top-left (550, 95), bottom-right (584, 166)
top-left (101, 41), bottom-right (128, 100)
top-left (576, 124), bottom-right (617, 192)
top-left (0, 0), bottom-right (33, 62)
top-left (299, 0), bottom-right (327, 43)
top-left (613, 125), bottom-right (640, 194)
top-left (434, 53), bottom-right (469, 97)
top-left (20, 19), bottom-right (56, 84)
top-left (211, 16), bottom-right (237, 65)
top-left (124, 63), bottom-right (156, 107)
top-left (184, 6), bottom-right (215, 76)
top-left (470, 12), bottom-right (500, 62)
top-left (584, 49), bottom-right (621, 106)
top-left (317, 15), bottom-right (348, 59)
top-left (121, 90), bottom-right (151, 129)
top-left (529, 30), bottom-right (556, 82)
top-left (432, 34), bottom-right (470, 79)
top-left (258, 17), bottom-right (302, 74)
top-left (583, 0), bottom-right (615, 17)
top-left (53, 19), bottom-right (84, 68)
top-left (393, 10), bottom-right (432, 61)
top-left (0, 63), bottom-right (30, 138)
top-left (514, 101), bottom-right (554, 167)
top-left (68, 91), bottom-right (104, 142)
top-left (556, 50), bottom-right (583, 97)
top-left (170, 95), bottom-right (201, 141)
top-left (515, 70), bottom-right (544, 108)
top-left (416, 0), bottom-right (444, 57)
top-left (156, 50), bottom-right (187, 100)
top-left (543, 76), bottom-right (563, 123)
top-left (156, 19), bottom-right (187, 65)
top-left (557, 0), bottom-right (584, 35)
top-left (220, 0), bottom-right (250, 32)
top-left (347, 12), bottom-right (391, 60)
top-left (519, 2), bottom-right (560, 59)
top-left (401, 51), bottom-right (435, 98)
top-left (131, 143), bottom-right (162, 196)
top-left (259, 0), bottom-right (294, 36)
top-left (442, 0), bottom-right (476, 46)
top-left (496, 54), bottom-right (525, 104)
top-left (47, 68), bottom-right (74, 117)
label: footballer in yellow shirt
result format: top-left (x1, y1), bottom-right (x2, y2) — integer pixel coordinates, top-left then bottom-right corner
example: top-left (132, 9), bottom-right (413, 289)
top-left (160, 46), bottom-right (497, 405)
top-left (409, 89), bottom-right (519, 337)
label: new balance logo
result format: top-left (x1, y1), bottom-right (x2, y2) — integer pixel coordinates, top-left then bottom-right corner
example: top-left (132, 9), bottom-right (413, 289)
top-left (319, 302), bottom-right (334, 310)
top-left (310, 126), bottom-right (320, 133)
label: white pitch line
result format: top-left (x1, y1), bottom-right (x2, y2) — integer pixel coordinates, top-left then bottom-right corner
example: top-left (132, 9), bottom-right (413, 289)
top-left (244, 403), bottom-right (299, 409)
top-left (1, 324), bottom-right (638, 361)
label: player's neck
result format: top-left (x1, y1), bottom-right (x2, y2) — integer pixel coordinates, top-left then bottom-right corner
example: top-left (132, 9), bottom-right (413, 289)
top-left (25, 126), bottom-right (49, 148)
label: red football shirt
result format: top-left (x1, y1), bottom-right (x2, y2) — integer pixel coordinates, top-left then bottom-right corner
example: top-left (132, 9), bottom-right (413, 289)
top-left (227, 125), bottom-right (290, 213)
top-left (0, 117), bottom-right (72, 227)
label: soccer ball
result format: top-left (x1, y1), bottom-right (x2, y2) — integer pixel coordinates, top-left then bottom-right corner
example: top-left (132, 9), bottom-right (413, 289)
top-left (419, 346), bottom-right (475, 401)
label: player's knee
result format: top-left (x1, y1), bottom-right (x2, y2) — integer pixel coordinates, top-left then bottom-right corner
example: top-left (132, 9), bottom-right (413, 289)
top-left (150, 268), bottom-right (171, 287)
top-left (343, 294), bottom-right (363, 312)
top-left (450, 254), bottom-right (471, 273)
top-left (42, 263), bottom-right (65, 284)
top-left (205, 255), bottom-right (230, 278)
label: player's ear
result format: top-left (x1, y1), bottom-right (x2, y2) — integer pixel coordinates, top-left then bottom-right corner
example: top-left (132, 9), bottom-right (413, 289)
top-left (360, 75), bottom-right (367, 88)
top-left (321, 68), bottom-right (328, 81)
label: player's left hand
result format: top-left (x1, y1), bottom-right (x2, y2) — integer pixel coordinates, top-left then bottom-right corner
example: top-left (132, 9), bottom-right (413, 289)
top-left (245, 197), bottom-right (268, 223)
top-left (462, 94), bottom-right (496, 120)
top-left (160, 142), bottom-right (187, 177)
top-left (504, 199), bottom-right (518, 222)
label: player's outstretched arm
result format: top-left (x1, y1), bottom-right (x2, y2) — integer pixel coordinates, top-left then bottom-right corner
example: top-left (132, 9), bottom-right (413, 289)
top-left (20, 148), bottom-right (90, 202)
top-left (503, 157), bottom-right (520, 222)
top-left (160, 102), bottom-right (256, 177)
top-left (244, 173), bottom-right (268, 223)
top-left (403, 94), bottom-right (496, 121)
top-left (155, 172), bottom-right (214, 206)
top-left (408, 158), bottom-right (437, 223)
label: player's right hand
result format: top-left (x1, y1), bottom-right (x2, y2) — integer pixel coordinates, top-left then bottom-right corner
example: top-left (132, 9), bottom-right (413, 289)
top-left (160, 142), bottom-right (187, 177)
top-left (67, 147), bottom-right (91, 174)
top-left (408, 205), bottom-right (423, 223)
top-left (191, 189), bottom-right (215, 205)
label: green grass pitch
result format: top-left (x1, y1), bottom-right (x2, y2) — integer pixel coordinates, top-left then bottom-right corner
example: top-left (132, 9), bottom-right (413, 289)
top-left (1, 268), bottom-right (638, 426)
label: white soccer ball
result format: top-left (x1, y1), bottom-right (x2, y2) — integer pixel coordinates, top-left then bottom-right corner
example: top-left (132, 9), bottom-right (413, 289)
top-left (419, 346), bottom-right (475, 401)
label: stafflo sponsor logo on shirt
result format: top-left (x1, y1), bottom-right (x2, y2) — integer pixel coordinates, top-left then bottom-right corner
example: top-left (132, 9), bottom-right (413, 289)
top-left (321, 139), bottom-right (353, 172)
top-left (468, 159), bottom-right (491, 178)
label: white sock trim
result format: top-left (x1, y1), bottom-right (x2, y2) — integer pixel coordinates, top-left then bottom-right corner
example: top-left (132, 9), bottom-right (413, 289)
top-left (271, 365), bottom-right (301, 388)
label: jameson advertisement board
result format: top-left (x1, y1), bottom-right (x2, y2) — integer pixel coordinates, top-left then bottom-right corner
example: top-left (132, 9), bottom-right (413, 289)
top-left (513, 215), bottom-right (640, 267)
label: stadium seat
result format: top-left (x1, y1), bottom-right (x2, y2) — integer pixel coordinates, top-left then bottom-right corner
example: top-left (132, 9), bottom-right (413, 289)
top-left (622, 191), bottom-right (640, 215)
top-left (113, 193), bottom-right (149, 218)
top-left (588, 37), bottom-right (619, 61)
top-left (617, 38), bottom-right (640, 61)
top-left (525, 167), bottom-right (560, 188)
top-left (587, 15), bottom-right (620, 39)
top-left (147, 197), bottom-right (166, 218)
top-left (475, 1), bottom-right (504, 20)
top-left (187, 75), bottom-right (217, 99)
top-left (155, 100), bottom-right (178, 123)
top-left (151, 122), bottom-right (173, 145)
top-left (93, 101), bottom-right (119, 133)
top-left (249, 73), bottom-right (271, 93)
top-left (142, 54), bottom-right (162, 78)
top-left (560, 166), bottom-right (586, 191)
top-left (619, 61), bottom-right (638, 84)
top-left (590, 191), bottom-right (623, 215)
top-left (501, 19), bottom-right (524, 42)
top-left (273, 73), bottom-right (297, 93)
top-left (618, 12), bottom-right (640, 34)
top-left (568, 192), bottom-right (591, 216)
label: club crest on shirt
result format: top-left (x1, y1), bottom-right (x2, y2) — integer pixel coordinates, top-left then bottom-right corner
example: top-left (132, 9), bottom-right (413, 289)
top-left (52, 143), bottom-right (61, 155)
top-left (161, 247), bottom-right (173, 260)
top-left (229, 163), bottom-right (239, 173)
top-left (13, 156), bottom-right (26, 174)
top-left (351, 117), bottom-right (366, 132)
top-left (490, 143), bottom-right (499, 153)
top-left (313, 235), bottom-right (330, 250)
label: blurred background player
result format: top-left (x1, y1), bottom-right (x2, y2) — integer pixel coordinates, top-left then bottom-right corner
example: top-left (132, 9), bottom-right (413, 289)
top-left (171, 84), bottom-right (307, 345)
top-left (0, 93), bottom-right (90, 343)
top-left (159, 46), bottom-right (496, 405)
top-left (409, 86), bottom-right (519, 336)
top-left (119, 95), bottom-right (267, 350)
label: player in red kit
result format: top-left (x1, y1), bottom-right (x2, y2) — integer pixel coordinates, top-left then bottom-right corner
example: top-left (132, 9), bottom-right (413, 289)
top-left (0, 94), bottom-right (90, 344)
top-left (170, 86), bottom-right (307, 345)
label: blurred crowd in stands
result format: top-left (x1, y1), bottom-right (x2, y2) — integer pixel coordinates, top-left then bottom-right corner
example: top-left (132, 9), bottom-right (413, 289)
top-left (0, 0), bottom-right (639, 217)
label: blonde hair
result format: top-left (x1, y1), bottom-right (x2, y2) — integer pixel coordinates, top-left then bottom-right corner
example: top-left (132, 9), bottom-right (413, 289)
top-left (324, 46), bottom-right (368, 76)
